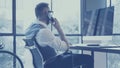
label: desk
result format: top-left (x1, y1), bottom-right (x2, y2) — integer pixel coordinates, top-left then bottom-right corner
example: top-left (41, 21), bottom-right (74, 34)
top-left (70, 44), bottom-right (120, 68)
top-left (70, 44), bottom-right (120, 54)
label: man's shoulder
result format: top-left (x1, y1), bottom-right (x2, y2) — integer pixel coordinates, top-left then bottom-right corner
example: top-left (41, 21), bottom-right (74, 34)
top-left (25, 23), bottom-right (44, 36)
top-left (31, 23), bottom-right (46, 29)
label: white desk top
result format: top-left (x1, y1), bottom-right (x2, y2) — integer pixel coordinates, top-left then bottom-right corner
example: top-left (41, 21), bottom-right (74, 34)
top-left (70, 44), bottom-right (120, 54)
top-left (71, 44), bottom-right (120, 48)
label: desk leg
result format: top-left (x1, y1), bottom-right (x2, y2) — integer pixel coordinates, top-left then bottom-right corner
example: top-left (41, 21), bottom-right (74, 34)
top-left (91, 51), bottom-right (94, 68)
top-left (81, 50), bottom-right (94, 68)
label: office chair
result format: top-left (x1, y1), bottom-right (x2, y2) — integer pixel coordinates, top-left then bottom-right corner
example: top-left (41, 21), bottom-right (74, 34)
top-left (23, 39), bottom-right (83, 68)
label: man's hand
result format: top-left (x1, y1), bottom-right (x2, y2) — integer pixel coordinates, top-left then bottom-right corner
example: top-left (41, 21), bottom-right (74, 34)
top-left (52, 18), bottom-right (61, 30)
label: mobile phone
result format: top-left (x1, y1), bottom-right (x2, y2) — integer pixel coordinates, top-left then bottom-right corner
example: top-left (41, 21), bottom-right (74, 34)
top-left (48, 11), bottom-right (54, 22)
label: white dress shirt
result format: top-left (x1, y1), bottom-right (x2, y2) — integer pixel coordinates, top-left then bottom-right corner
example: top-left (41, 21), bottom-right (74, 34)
top-left (26, 20), bottom-right (68, 51)
top-left (36, 21), bottom-right (68, 51)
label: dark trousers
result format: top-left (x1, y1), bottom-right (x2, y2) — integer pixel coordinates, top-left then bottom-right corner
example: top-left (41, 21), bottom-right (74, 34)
top-left (44, 54), bottom-right (94, 68)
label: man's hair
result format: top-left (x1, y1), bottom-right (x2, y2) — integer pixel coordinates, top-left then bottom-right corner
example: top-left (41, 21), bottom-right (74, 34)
top-left (35, 2), bottom-right (49, 18)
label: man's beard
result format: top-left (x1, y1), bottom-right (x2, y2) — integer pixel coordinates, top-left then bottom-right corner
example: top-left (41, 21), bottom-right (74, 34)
top-left (46, 16), bottom-right (50, 25)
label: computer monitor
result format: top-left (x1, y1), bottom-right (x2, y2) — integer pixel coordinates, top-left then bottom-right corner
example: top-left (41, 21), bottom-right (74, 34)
top-left (82, 6), bottom-right (114, 36)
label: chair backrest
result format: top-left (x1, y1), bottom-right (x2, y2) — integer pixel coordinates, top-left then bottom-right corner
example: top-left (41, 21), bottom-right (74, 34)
top-left (34, 42), bottom-right (57, 61)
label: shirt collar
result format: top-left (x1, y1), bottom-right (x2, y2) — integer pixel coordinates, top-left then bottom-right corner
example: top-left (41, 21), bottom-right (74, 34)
top-left (34, 19), bottom-right (48, 28)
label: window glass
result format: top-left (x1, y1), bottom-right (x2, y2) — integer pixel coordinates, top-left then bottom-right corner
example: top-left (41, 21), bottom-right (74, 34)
top-left (52, 0), bottom-right (80, 34)
top-left (104, 35), bottom-right (120, 68)
top-left (108, 53), bottom-right (120, 68)
top-left (107, 37), bottom-right (120, 68)
top-left (0, 36), bottom-right (13, 68)
top-left (16, 36), bottom-right (34, 68)
top-left (0, 0), bottom-right (12, 33)
top-left (0, 36), bottom-right (13, 51)
top-left (107, 0), bottom-right (120, 34)
top-left (66, 36), bottom-right (81, 44)
top-left (0, 53), bottom-right (13, 68)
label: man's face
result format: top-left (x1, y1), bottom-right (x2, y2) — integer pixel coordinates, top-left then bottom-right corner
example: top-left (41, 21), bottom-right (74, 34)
top-left (42, 7), bottom-right (50, 17)
top-left (42, 7), bottom-right (51, 24)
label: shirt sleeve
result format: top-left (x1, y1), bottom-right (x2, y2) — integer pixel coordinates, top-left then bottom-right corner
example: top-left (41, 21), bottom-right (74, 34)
top-left (35, 28), bottom-right (68, 51)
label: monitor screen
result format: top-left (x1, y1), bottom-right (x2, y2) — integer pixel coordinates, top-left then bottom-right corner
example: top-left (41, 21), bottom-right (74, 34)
top-left (82, 6), bottom-right (114, 36)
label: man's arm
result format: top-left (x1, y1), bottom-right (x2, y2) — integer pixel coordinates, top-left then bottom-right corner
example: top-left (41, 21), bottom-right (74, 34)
top-left (36, 29), bottom-right (68, 51)
top-left (52, 18), bottom-right (69, 49)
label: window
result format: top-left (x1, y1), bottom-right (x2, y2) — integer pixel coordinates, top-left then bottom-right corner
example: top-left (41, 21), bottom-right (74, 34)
top-left (0, 0), bottom-right (13, 68)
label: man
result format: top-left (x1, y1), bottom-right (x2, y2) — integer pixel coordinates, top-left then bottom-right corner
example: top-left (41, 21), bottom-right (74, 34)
top-left (25, 2), bottom-right (94, 68)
